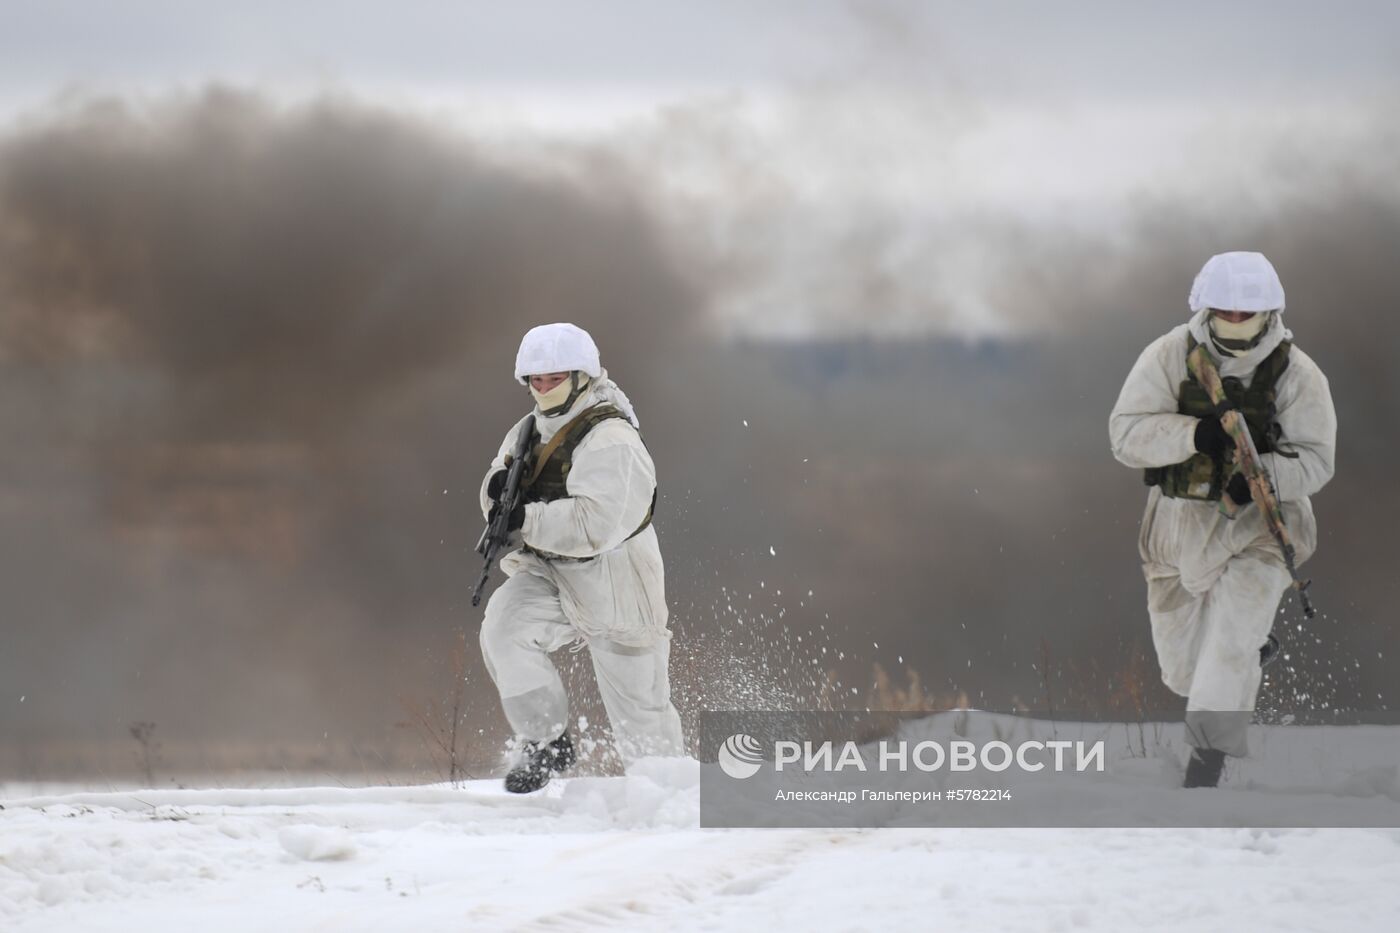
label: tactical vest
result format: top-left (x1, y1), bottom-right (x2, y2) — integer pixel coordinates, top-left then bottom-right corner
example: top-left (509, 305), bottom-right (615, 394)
top-left (1144, 336), bottom-right (1293, 500)
top-left (521, 403), bottom-right (656, 559)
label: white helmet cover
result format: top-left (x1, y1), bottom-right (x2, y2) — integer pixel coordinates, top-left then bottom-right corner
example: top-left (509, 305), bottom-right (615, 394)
top-left (513, 322), bottom-right (602, 385)
top-left (1188, 251), bottom-right (1286, 314)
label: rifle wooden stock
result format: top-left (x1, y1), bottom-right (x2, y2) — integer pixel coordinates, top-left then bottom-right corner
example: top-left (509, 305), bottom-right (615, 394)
top-left (1186, 344), bottom-right (1315, 620)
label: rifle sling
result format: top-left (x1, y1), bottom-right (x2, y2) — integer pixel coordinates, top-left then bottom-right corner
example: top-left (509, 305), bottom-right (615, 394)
top-left (526, 406), bottom-right (607, 488)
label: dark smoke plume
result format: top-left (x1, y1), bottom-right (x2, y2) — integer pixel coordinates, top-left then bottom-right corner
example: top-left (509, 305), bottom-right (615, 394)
top-left (2, 87), bottom-right (1397, 779)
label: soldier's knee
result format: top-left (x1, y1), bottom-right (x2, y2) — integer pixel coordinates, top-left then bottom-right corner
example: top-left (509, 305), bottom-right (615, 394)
top-left (480, 589), bottom-right (518, 657)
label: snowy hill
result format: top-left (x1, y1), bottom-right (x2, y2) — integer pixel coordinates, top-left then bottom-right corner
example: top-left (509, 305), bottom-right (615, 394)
top-left (4, 751), bottom-right (1400, 932)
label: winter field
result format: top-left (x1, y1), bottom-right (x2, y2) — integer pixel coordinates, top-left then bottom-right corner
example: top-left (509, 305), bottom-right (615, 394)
top-left (5, 723), bottom-right (1400, 932)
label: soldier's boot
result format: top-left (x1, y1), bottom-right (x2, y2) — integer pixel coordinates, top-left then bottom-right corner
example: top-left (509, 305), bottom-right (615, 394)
top-left (1183, 747), bottom-right (1227, 789)
top-left (504, 731), bottom-right (576, 794)
top-left (1259, 632), bottom-right (1282, 667)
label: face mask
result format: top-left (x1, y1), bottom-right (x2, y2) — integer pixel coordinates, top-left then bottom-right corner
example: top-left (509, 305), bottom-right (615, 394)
top-left (1209, 311), bottom-right (1271, 356)
top-left (530, 372), bottom-right (590, 415)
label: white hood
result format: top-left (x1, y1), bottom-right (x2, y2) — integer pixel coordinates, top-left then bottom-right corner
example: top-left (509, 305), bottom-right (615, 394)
top-left (514, 322), bottom-right (602, 385)
top-left (1187, 251), bottom-right (1286, 314)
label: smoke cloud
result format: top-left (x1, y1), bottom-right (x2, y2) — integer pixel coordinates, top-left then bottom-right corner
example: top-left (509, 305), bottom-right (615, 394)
top-left (2, 84), bottom-right (1397, 780)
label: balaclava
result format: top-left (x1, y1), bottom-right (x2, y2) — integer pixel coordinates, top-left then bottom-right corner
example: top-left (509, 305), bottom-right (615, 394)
top-left (1207, 311), bottom-right (1273, 357)
top-left (530, 371), bottom-right (591, 416)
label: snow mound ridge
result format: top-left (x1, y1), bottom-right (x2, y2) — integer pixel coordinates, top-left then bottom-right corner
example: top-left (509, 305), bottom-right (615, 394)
top-left (278, 825), bottom-right (356, 861)
top-left (560, 755), bottom-right (701, 829)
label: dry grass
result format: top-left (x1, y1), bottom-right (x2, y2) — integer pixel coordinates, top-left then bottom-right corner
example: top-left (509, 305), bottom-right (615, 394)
top-left (395, 630), bottom-right (474, 785)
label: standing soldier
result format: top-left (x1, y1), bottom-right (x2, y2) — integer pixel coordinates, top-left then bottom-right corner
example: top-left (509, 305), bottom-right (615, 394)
top-left (1109, 252), bottom-right (1336, 788)
top-left (477, 322), bottom-right (685, 793)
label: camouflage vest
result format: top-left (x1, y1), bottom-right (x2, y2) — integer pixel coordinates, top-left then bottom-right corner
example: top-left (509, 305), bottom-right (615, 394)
top-left (1144, 335), bottom-right (1293, 500)
top-left (521, 403), bottom-right (655, 557)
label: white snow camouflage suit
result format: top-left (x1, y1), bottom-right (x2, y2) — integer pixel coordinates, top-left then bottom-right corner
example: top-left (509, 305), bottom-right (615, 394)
top-left (478, 372), bottom-right (685, 765)
top-left (1109, 309), bottom-right (1336, 756)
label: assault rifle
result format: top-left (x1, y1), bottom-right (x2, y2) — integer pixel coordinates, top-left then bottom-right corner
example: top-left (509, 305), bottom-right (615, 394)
top-left (471, 417), bottom-right (538, 607)
top-left (1186, 344), bottom-right (1316, 665)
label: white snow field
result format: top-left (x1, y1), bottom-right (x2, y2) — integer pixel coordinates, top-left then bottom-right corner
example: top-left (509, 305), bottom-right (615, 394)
top-left (4, 751), bottom-right (1400, 932)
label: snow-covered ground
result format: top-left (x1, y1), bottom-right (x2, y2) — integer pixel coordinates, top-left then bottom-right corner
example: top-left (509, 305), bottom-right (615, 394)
top-left (4, 754), bottom-right (1400, 932)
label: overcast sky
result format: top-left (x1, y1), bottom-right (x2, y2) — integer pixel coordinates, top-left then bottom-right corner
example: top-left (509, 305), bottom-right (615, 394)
top-left (4, 2), bottom-right (1399, 111)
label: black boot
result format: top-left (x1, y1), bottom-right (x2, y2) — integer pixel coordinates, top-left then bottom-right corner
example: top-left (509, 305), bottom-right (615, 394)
top-left (504, 731), bottom-right (576, 794)
top-left (1183, 747), bottom-right (1227, 788)
top-left (1259, 632), bottom-right (1281, 667)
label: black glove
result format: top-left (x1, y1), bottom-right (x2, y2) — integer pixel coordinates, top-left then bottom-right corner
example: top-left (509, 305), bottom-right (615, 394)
top-left (1225, 472), bottom-right (1252, 507)
top-left (487, 468), bottom-right (508, 502)
top-left (1193, 415), bottom-right (1233, 460)
top-left (506, 500), bottom-right (527, 532)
